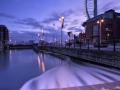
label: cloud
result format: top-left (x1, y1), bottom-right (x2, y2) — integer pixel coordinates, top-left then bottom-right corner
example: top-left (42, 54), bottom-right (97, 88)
top-left (71, 19), bottom-right (79, 25)
top-left (0, 12), bottom-right (16, 19)
top-left (67, 27), bottom-right (82, 32)
top-left (99, 0), bottom-right (120, 13)
top-left (14, 18), bottom-right (44, 29)
top-left (42, 9), bottom-right (76, 24)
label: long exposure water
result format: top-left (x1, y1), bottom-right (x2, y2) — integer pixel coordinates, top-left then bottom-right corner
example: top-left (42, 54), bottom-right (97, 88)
top-left (0, 49), bottom-right (66, 89)
top-left (0, 49), bottom-right (120, 90)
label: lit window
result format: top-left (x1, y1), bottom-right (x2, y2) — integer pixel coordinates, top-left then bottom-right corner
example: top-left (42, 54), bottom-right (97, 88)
top-left (117, 16), bottom-right (120, 18)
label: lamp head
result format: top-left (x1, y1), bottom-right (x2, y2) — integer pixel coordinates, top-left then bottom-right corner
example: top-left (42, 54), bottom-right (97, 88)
top-left (97, 21), bottom-right (100, 24)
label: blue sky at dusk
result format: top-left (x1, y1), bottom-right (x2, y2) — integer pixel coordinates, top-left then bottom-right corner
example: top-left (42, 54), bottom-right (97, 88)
top-left (0, 0), bottom-right (120, 42)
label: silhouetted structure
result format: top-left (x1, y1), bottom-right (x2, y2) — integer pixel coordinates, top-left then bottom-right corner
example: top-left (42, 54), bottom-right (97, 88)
top-left (0, 25), bottom-right (9, 49)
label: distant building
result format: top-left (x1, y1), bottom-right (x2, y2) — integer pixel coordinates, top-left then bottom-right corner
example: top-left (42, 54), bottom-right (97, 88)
top-left (79, 33), bottom-right (86, 42)
top-left (83, 9), bottom-right (120, 43)
top-left (0, 25), bottom-right (9, 47)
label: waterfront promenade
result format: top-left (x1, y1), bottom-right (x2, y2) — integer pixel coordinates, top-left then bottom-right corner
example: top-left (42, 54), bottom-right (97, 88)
top-left (46, 43), bottom-right (120, 51)
top-left (39, 43), bottom-right (120, 69)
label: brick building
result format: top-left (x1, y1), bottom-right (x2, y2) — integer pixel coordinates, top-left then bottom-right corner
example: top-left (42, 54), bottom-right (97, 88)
top-left (83, 9), bottom-right (120, 43)
top-left (0, 25), bottom-right (9, 46)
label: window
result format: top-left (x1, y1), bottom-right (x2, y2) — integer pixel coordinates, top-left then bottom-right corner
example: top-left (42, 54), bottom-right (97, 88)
top-left (0, 30), bottom-right (3, 40)
top-left (93, 25), bottom-right (98, 36)
top-left (105, 12), bottom-right (113, 19)
top-left (92, 25), bottom-right (99, 42)
top-left (106, 24), bottom-right (112, 31)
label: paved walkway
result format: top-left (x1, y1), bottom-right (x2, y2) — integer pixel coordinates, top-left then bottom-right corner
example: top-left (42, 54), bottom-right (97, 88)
top-left (51, 44), bottom-right (120, 51)
top-left (43, 81), bottom-right (120, 90)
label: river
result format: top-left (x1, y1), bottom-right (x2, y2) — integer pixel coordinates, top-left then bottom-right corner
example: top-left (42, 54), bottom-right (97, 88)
top-left (0, 49), bottom-right (120, 90)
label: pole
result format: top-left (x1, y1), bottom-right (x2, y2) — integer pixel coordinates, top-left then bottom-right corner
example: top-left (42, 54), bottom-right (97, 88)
top-left (74, 40), bottom-right (75, 48)
top-left (113, 37), bottom-right (116, 51)
top-left (65, 41), bottom-right (66, 48)
top-left (61, 27), bottom-right (62, 47)
top-left (88, 39), bottom-right (89, 50)
top-left (69, 38), bottom-right (70, 48)
top-left (100, 20), bottom-right (101, 44)
top-left (98, 37), bottom-right (100, 50)
top-left (80, 40), bottom-right (81, 49)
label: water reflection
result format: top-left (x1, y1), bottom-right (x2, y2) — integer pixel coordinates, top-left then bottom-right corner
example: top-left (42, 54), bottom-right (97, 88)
top-left (42, 61), bottom-right (45, 72)
top-left (0, 50), bottom-right (65, 90)
top-left (9, 50), bottom-right (12, 63)
top-left (38, 53), bottom-right (46, 72)
top-left (37, 54), bottom-right (41, 68)
top-left (0, 50), bottom-right (9, 69)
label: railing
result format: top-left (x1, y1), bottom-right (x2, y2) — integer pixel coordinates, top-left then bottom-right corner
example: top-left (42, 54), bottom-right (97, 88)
top-left (44, 46), bottom-right (120, 69)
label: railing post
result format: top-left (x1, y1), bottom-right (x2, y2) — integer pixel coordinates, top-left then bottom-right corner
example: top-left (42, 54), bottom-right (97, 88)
top-left (74, 41), bottom-right (75, 48)
top-left (88, 39), bottom-right (89, 50)
top-left (113, 37), bottom-right (116, 51)
top-left (79, 40), bottom-right (81, 49)
top-left (98, 37), bottom-right (100, 50)
top-left (65, 41), bottom-right (66, 48)
top-left (69, 39), bottom-right (70, 48)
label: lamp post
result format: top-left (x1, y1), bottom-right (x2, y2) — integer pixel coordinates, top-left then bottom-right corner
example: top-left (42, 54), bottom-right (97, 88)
top-left (38, 33), bottom-right (40, 46)
top-left (42, 30), bottom-right (44, 40)
top-left (97, 19), bottom-right (104, 44)
top-left (38, 33), bottom-right (40, 38)
top-left (59, 16), bottom-right (64, 47)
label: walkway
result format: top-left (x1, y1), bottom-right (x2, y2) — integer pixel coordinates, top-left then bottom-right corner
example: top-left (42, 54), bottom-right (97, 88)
top-left (46, 81), bottom-right (120, 90)
top-left (48, 44), bottom-right (120, 51)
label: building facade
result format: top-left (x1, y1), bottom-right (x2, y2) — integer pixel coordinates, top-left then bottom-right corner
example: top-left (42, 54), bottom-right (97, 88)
top-left (83, 9), bottom-right (120, 43)
top-left (0, 25), bottom-right (9, 46)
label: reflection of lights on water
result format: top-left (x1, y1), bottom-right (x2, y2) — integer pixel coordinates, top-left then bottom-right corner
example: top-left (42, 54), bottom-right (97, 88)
top-left (38, 56), bottom-right (41, 68)
top-left (9, 50), bottom-right (12, 62)
top-left (42, 61), bottom-right (45, 72)
top-left (10, 50), bottom-right (12, 54)
top-left (38, 53), bottom-right (45, 72)
top-left (40, 53), bottom-right (42, 57)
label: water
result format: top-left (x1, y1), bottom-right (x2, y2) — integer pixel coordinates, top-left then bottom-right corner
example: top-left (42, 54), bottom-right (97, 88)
top-left (0, 49), bottom-right (65, 89)
top-left (0, 49), bottom-right (120, 90)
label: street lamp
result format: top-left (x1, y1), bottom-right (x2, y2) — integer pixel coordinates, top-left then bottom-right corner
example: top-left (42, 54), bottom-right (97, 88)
top-left (42, 30), bottom-right (44, 40)
top-left (38, 33), bottom-right (40, 38)
top-left (97, 19), bottom-right (104, 44)
top-left (59, 16), bottom-right (64, 47)
top-left (42, 30), bottom-right (44, 35)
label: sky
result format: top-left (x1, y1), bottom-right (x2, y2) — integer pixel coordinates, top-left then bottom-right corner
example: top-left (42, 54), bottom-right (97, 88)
top-left (0, 0), bottom-right (120, 43)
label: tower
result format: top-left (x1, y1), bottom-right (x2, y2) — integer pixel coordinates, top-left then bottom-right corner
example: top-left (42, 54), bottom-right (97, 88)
top-left (84, 0), bottom-right (97, 19)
